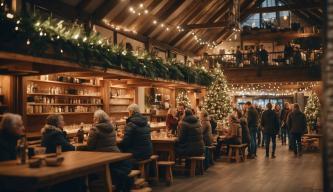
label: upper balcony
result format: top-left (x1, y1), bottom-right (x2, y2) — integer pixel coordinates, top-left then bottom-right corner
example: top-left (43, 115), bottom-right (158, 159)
top-left (199, 50), bottom-right (322, 83)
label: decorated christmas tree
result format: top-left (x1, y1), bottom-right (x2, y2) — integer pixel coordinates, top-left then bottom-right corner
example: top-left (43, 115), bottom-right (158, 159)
top-left (203, 69), bottom-right (232, 121)
top-left (304, 92), bottom-right (321, 130)
top-left (176, 89), bottom-right (191, 108)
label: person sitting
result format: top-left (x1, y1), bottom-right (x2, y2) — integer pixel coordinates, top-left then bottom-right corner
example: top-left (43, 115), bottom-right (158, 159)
top-left (119, 104), bottom-right (152, 161)
top-left (87, 109), bottom-right (119, 152)
top-left (216, 109), bottom-right (242, 158)
top-left (176, 109), bottom-right (204, 157)
top-left (166, 108), bottom-right (178, 135)
top-left (200, 110), bottom-right (213, 146)
top-left (210, 115), bottom-right (218, 135)
top-left (237, 110), bottom-right (250, 155)
top-left (41, 114), bottom-right (74, 153)
top-left (0, 113), bottom-right (25, 161)
top-left (87, 110), bottom-right (132, 192)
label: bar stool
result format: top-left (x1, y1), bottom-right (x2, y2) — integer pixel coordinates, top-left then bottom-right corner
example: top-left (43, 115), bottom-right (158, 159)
top-left (157, 161), bottom-right (175, 186)
top-left (188, 156), bottom-right (205, 177)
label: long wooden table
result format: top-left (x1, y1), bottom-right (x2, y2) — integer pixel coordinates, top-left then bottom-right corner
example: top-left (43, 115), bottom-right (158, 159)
top-left (0, 151), bottom-right (132, 192)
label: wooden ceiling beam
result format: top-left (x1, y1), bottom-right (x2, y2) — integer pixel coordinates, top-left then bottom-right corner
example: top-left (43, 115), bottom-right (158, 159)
top-left (184, 21), bottom-right (229, 29)
top-left (25, 0), bottom-right (90, 21)
top-left (248, 3), bottom-right (322, 14)
top-left (142, 0), bottom-right (185, 36)
top-left (92, 0), bottom-right (118, 21)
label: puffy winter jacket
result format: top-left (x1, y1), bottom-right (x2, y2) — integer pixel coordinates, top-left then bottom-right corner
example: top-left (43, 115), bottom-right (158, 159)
top-left (41, 125), bottom-right (75, 153)
top-left (87, 122), bottom-right (120, 152)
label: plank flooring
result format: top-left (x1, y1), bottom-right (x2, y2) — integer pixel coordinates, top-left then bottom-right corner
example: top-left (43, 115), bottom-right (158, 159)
top-left (153, 144), bottom-right (323, 192)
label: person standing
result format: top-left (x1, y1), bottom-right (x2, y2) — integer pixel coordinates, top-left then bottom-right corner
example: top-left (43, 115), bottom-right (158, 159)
top-left (287, 103), bottom-right (307, 157)
top-left (259, 45), bottom-right (269, 66)
top-left (166, 108), bottom-right (178, 135)
top-left (0, 113), bottom-right (25, 161)
top-left (245, 101), bottom-right (259, 158)
top-left (238, 110), bottom-right (250, 155)
top-left (280, 102), bottom-right (292, 146)
top-left (261, 103), bottom-right (279, 158)
top-left (274, 104), bottom-right (281, 138)
top-left (235, 46), bottom-right (243, 67)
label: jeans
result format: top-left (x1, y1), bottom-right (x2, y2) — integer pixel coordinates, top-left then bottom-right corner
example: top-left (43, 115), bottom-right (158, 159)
top-left (249, 128), bottom-right (258, 156)
top-left (292, 133), bottom-right (302, 155)
top-left (281, 128), bottom-right (287, 144)
top-left (287, 130), bottom-right (293, 149)
top-left (265, 134), bottom-right (276, 156)
top-left (257, 129), bottom-right (265, 147)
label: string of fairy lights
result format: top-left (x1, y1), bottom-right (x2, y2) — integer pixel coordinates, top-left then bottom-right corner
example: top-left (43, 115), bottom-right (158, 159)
top-left (228, 81), bottom-right (320, 96)
top-left (102, 1), bottom-right (217, 49)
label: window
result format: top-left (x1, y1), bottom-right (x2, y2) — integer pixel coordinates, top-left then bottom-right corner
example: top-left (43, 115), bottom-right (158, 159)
top-left (261, 0), bottom-right (276, 7)
top-left (242, 13), bottom-right (260, 27)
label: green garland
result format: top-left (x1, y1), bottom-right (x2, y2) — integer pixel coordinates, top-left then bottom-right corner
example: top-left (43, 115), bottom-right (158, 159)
top-left (0, 7), bottom-right (213, 86)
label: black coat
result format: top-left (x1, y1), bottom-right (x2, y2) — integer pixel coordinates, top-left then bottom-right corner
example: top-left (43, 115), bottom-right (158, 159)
top-left (261, 109), bottom-right (279, 135)
top-left (247, 107), bottom-right (259, 130)
top-left (0, 132), bottom-right (19, 162)
top-left (41, 125), bottom-right (75, 153)
top-left (287, 110), bottom-right (307, 134)
top-left (176, 115), bottom-right (204, 157)
top-left (119, 112), bottom-right (152, 160)
top-left (87, 122), bottom-right (120, 152)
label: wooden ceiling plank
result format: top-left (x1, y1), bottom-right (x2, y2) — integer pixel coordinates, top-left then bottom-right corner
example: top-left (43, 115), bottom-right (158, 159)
top-left (142, 0), bottom-right (186, 36)
top-left (92, 0), bottom-right (118, 21)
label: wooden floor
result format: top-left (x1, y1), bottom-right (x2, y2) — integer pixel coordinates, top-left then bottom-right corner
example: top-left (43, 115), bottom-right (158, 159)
top-left (153, 144), bottom-right (323, 192)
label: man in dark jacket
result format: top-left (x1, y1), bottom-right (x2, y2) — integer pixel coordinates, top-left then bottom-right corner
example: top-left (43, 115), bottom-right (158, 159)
top-left (41, 115), bottom-right (75, 153)
top-left (0, 113), bottom-right (25, 162)
top-left (176, 109), bottom-right (204, 157)
top-left (246, 101), bottom-right (259, 158)
top-left (119, 104), bottom-right (153, 161)
top-left (280, 102), bottom-right (291, 146)
top-left (261, 103), bottom-right (279, 158)
top-left (287, 103), bottom-right (307, 157)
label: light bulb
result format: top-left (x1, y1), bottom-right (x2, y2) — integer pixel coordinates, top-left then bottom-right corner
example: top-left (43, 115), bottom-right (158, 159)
top-left (26, 39), bottom-right (30, 45)
top-left (6, 13), bottom-right (14, 19)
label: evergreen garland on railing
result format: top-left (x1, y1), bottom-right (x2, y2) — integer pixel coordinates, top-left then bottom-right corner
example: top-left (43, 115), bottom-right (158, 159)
top-left (0, 5), bottom-right (213, 86)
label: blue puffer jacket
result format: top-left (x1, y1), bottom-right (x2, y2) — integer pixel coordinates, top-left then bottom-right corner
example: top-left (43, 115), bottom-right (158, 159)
top-left (41, 125), bottom-right (75, 153)
top-left (119, 112), bottom-right (152, 160)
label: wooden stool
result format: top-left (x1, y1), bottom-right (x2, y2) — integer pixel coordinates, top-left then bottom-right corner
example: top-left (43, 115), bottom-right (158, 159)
top-left (149, 155), bottom-right (159, 182)
top-left (157, 161), bottom-right (175, 186)
top-left (229, 144), bottom-right (245, 163)
top-left (188, 156), bottom-right (205, 177)
top-left (240, 144), bottom-right (248, 161)
top-left (137, 159), bottom-right (152, 180)
top-left (207, 146), bottom-right (216, 164)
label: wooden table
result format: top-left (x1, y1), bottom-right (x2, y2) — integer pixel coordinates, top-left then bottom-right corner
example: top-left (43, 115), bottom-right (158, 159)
top-left (0, 151), bottom-right (131, 192)
top-left (151, 137), bottom-right (177, 161)
top-left (115, 136), bottom-right (177, 161)
top-left (150, 122), bottom-right (167, 131)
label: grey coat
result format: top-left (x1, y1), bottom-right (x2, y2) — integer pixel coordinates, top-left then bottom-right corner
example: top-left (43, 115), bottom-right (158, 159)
top-left (201, 117), bottom-right (213, 146)
top-left (87, 122), bottom-right (120, 152)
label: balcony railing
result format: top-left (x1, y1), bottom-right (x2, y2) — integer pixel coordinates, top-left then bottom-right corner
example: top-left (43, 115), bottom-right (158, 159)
top-left (199, 50), bottom-right (323, 69)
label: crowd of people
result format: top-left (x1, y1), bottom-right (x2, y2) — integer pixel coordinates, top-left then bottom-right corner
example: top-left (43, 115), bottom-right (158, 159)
top-left (220, 43), bottom-right (304, 68)
top-left (214, 101), bottom-right (307, 159)
top-left (0, 101), bottom-right (308, 191)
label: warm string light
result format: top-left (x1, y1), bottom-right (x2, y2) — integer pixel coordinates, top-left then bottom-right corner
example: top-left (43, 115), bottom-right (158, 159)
top-left (102, 2), bottom-right (217, 48)
top-left (228, 81), bottom-right (320, 96)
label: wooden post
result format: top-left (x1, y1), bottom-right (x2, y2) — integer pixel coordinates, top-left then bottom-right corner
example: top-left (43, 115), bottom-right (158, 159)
top-left (145, 38), bottom-right (151, 52)
top-left (113, 31), bottom-right (118, 45)
top-left (12, 0), bottom-right (22, 13)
